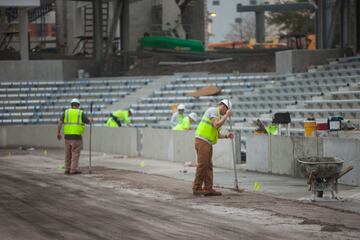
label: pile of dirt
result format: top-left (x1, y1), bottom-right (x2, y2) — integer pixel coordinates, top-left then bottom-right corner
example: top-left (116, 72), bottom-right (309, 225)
top-left (125, 51), bottom-right (275, 76)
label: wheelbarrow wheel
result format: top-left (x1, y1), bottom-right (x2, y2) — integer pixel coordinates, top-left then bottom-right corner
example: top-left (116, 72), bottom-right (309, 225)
top-left (317, 191), bottom-right (323, 198)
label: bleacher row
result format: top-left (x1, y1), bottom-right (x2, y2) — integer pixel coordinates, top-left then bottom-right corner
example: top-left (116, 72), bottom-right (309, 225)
top-left (130, 55), bottom-right (360, 133)
top-left (0, 79), bottom-right (152, 125)
top-left (0, 55), bottom-right (359, 134)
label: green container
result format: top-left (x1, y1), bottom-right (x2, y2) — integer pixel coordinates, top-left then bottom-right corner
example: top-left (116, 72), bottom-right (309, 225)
top-left (138, 36), bottom-right (204, 52)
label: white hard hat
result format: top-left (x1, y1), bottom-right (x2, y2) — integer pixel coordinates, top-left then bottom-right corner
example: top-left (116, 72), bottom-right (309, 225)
top-left (128, 108), bottom-right (134, 114)
top-left (177, 104), bottom-right (185, 110)
top-left (219, 99), bottom-right (232, 110)
top-left (189, 112), bottom-right (198, 122)
top-left (71, 98), bottom-right (80, 105)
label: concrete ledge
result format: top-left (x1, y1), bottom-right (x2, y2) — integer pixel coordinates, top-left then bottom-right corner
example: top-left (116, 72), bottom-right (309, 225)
top-left (276, 49), bottom-right (344, 74)
top-left (0, 59), bottom-right (96, 82)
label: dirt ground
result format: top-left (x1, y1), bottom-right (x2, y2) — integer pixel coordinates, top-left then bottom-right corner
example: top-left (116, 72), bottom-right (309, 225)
top-left (0, 149), bottom-right (360, 240)
top-left (126, 52), bottom-right (275, 76)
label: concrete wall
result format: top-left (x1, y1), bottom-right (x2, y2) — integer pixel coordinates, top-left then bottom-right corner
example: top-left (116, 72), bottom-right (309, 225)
top-left (276, 49), bottom-right (344, 74)
top-left (246, 135), bottom-right (360, 186)
top-left (0, 59), bottom-right (96, 82)
top-left (0, 125), bottom-right (234, 169)
top-left (323, 138), bottom-right (360, 186)
top-left (2, 125), bottom-right (359, 185)
top-left (246, 135), bottom-right (323, 177)
top-left (1, 125), bottom-right (63, 148)
top-left (0, 125), bottom-right (137, 156)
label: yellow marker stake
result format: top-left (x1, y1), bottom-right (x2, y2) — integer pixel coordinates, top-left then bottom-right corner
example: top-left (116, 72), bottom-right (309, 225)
top-left (138, 161), bottom-right (145, 168)
top-left (253, 181), bottom-right (262, 192)
top-left (56, 164), bottom-right (64, 173)
top-left (43, 149), bottom-right (48, 156)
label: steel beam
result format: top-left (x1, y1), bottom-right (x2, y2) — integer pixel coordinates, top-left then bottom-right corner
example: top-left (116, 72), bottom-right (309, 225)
top-left (237, 3), bottom-right (317, 12)
top-left (255, 11), bottom-right (265, 44)
top-left (325, 0), bottom-right (341, 48)
top-left (55, 0), bottom-right (66, 54)
top-left (18, 8), bottom-right (29, 60)
top-left (105, 0), bottom-right (123, 56)
top-left (120, 0), bottom-right (130, 51)
top-left (357, 0), bottom-right (360, 52)
top-left (93, 0), bottom-right (103, 70)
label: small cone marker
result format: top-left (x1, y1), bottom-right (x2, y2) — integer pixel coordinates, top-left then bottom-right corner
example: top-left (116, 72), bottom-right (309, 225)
top-left (253, 181), bottom-right (262, 192)
top-left (56, 164), bottom-right (64, 173)
top-left (138, 161), bottom-right (145, 168)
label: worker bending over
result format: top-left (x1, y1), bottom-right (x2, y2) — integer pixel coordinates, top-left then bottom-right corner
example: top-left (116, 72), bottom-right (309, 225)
top-left (173, 112), bottom-right (198, 130)
top-left (57, 98), bottom-right (93, 174)
top-left (107, 109), bottom-right (133, 127)
top-left (193, 99), bottom-right (234, 196)
top-left (170, 104), bottom-right (185, 127)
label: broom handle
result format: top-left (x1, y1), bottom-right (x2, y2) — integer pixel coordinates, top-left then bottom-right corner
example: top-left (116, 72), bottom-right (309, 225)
top-left (89, 103), bottom-right (93, 173)
top-left (228, 96), bottom-right (239, 190)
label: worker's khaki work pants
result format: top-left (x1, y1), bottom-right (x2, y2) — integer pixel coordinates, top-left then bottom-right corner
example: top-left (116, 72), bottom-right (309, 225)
top-left (193, 138), bottom-right (213, 191)
top-left (64, 139), bottom-right (82, 173)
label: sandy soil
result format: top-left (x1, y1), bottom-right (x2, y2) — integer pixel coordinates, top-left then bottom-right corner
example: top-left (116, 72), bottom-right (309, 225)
top-left (0, 151), bottom-right (359, 240)
top-left (126, 52), bottom-right (275, 76)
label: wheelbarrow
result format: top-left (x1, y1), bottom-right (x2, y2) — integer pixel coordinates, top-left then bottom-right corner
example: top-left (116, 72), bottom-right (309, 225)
top-left (297, 157), bottom-right (353, 200)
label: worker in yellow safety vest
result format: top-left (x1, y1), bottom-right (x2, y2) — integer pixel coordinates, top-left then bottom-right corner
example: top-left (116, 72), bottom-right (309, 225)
top-left (192, 99), bottom-right (234, 196)
top-left (57, 98), bottom-right (93, 174)
top-left (170, 104), bottom-right (185, 127)
top-left (172, 112), bottom-right (198, 130)
top-left (106, 109), bottom-right (133, 127)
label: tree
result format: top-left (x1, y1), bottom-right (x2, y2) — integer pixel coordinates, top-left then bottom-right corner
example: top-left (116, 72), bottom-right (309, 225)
top-left (266, 0), bottom-right (315, 35)
top-left (225, 17), bottom-right (256, 42)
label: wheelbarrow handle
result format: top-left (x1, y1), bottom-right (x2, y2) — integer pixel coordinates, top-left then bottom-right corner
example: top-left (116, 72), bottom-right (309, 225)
top-left (337, 165), bottom-right (354, 180)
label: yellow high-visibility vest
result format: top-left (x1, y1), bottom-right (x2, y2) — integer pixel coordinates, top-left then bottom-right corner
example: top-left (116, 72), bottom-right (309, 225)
top-left (63, 108), bottom-right (85, 135)
top-left (177, 113), bottom-right (184, 124)
top-left (107, 110), bottom-right (130, 127)
top-left (173, 116), bottom-right (191, 131)
top-left (195, 108), bottom-right (221, 144)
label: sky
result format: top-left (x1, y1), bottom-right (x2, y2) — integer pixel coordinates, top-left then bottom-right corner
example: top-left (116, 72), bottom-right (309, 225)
top-left (207, 0), bottom-right (278, 43)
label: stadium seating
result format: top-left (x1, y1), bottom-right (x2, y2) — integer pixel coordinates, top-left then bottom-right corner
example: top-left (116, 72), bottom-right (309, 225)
top-left (130, 56), bottom-right (360, 133)
top-left (0, 55), bottom-right (359, 135)
top-left (0, 78), bottom-right (152, 125)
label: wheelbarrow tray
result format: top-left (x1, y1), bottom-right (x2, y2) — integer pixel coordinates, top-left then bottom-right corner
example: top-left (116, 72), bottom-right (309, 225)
top-left (297, 157), bottom-right (344, 179)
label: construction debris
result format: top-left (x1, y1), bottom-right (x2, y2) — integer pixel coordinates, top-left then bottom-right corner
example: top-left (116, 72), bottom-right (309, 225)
top-left (187, 85), bottom-right (221, 97)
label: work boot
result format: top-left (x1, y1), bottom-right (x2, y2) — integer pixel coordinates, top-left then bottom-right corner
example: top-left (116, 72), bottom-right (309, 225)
top-left (70, 170), bottom-right (82, 175)
top-left (193, 189), bottom-right (205, 196)
top-left (204, 189), bottom-right (222, 197)
top-left (64, 170), bottom-right (70, 175)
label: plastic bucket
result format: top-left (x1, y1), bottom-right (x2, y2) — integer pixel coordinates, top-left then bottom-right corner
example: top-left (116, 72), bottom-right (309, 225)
top-left (304, 121), bottom-right (317, 137)
top-left (316, 122), bottom-right (328, 131)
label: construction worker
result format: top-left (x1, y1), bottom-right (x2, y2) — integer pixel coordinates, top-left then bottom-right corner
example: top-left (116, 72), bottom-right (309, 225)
top-left (192, 99), bottom-right (234, 196)
top-left (173, 112), bottom-right (198, 130)
top-left (106, 109), bottom-right (133, 127)
top-left (170, 104), bottom-right (185, 127)
top-left (57, 98), bottom-right (92, 175)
